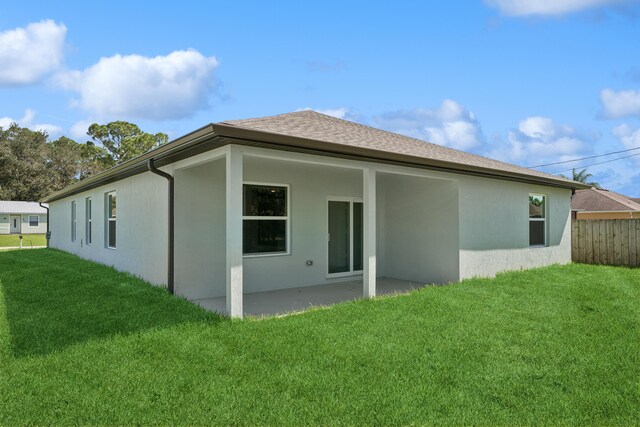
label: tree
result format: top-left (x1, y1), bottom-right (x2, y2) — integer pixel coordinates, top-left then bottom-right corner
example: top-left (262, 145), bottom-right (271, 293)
top-left (48, 136), bottom-right (83, 189)
top-left (0, 121), bottom-right (167, 201)
top-left (86, 121), bottom-right (168, 165)
top-left (561, 168), bottom-right (601, 189)
top-left (78, 142), bottom-right (113, 179)
top-left (0, 123), bottom-right (53, 200)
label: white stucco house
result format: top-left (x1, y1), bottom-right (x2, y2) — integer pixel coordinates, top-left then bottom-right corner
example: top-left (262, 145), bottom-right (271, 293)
top-left (0, 201), bottom-right (48, 235)
top-left (41, 111), bottom-right (588, 317)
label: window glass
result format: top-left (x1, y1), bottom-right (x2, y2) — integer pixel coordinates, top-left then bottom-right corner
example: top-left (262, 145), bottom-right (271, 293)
top-left (353, 202), bottom-right (364, 271)
top-left (529, 195), bottom-right (545, 218)
top-left (106, 192), bottom-right (116, 248)
top-left (108, 221), bottom-right (116, 248)
top-left (108, 194), bottom-right (117, 219)
top-left (328, 201), bottom-right (350, 274)
top-left (243, 220), bottom-right (286, 254)
top-left (71, 201), bottom-right (77, 242)
top-left (86, 197), bottom-right (92, 244)
top-left (29, 216), bottom-right (38, 227)
top-left (243, 185), bottom-right (287, 216)
top-left (529, 221), bottom-right (545, 246)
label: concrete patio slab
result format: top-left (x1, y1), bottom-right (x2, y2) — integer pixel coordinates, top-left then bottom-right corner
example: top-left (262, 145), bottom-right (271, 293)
top-left (192, 277), bottom-right (425, 317)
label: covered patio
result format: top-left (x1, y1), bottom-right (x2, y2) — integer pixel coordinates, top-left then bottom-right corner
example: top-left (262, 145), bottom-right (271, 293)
top-left (192, 277), bottom-right (425, 317)
top-left (172, 144), bottom-right (460, 318)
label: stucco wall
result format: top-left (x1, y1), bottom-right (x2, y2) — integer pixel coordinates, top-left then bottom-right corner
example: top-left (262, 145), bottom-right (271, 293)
top-left (174, 159), bottom-right (226, 300)
top-left (457, 176), bottom-right (572, 279)
top-left (172, 155), bottom-right (367, 298)
top-left (49, 171), bottom-right (169, 286)
top-left (0, 213), bottom-right (47, 234)
top-left (46, 144), bottom-right (573, 301)
top-left (0, 215), bottom-right (8, 235)
top-left (243, 156), bottom-right (364, 294)
top-left (379, 173), bottom-right (460, 284)
top-left (20, 214), bottom-right (47, 234)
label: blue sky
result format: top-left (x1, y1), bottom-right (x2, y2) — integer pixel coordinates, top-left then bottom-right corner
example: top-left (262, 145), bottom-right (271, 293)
top-left (1, 0), bottom-right (639, 196)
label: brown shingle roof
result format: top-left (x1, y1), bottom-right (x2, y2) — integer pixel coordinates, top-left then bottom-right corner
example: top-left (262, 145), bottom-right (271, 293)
top-left (219, 110), bottom-right (580, 187)
top-left (572, 188), bottom-right (640, 212)
top-left (41, 110), bottom-right (588, 203)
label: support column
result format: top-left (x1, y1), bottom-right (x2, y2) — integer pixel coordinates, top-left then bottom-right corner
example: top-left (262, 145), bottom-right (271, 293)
top-left (363, 168), bottom-right (377, 298)
top-left (226, 146), bottom-right (243, 318)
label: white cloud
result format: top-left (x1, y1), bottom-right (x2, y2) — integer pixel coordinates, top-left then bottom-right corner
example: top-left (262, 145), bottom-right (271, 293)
top-left (612, 123), bottom-right (640, 156)
top-left (0, 20), bottom-right (67, 85)
top-left (373, 99), bottom-right (483, 151)
top-left (485, 0), bottom-right (631, 16)
top-left (600, 88), bottom-right (640, 119)
top-left (69, 120), bottom-right (93, 140)
top-left (56, 49), bottom-right (219, 120)
top-left (0, 109), bottom-right (63, 137)
top-left (488, 116), bottom-right (591, 167)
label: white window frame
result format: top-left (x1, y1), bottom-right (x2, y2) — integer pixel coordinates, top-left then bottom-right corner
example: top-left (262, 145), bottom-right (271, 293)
top-left (529, 193), bottom-right (547, 247)
top-left (85, 197), bottom-right (92, 245)
top-left (105, 191), bottom-right (116, 249)
top-left (242, 182), bottom-right (290, 258)
top-left (28, 215), bottom-right (39, 227)
top-left (71, 201), bottom-right (77, 242)
top-left (326, 196), bottom-right (364, 278)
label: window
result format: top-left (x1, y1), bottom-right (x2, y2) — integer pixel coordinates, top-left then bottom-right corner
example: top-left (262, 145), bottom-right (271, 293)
top-left (529, 194), bottom-right (546, 246)
top-left (106, 192), bottom-right (116, 249)
top-left (86, 197), bottom-right (92, 245)
top-left (29, 215), bottom-right (38, 227)
top-left (243, 183), bottom-right (289, 255)
top-left (71, 201), bottom-right (77, 242)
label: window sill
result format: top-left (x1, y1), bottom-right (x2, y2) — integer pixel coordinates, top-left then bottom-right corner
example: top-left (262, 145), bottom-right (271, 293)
top-left (243, 251), bottom-right (290, 259)
top-left (529, 244), bottom-right (547, 248)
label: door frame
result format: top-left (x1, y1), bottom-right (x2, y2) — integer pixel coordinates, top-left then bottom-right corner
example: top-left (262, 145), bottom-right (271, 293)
top-left (326, 196), bottom-right (363, 278)
top-left (9, 215), bottom-right (21, 234)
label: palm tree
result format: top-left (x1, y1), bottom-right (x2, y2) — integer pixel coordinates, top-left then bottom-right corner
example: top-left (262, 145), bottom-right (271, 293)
top-left (560, 168), bottom-right (601, 189)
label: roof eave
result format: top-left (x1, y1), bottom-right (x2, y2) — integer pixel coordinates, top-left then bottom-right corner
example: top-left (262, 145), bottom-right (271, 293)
top-left (212, 122), bottom-right (589, 191)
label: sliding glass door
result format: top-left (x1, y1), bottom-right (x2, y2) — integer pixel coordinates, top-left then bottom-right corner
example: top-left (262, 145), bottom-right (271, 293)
top-left (327, 199), bottom-right (363, 276)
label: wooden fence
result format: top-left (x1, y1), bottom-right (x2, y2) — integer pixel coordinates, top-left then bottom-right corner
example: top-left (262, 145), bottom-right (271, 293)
top-left (572, 219), bottom-right (639, 267)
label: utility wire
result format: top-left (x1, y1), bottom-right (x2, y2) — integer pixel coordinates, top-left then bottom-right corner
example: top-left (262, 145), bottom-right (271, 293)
top-left (528, 145), bottom-right (640, 168)
top-left (555, 152), bottom-right (640, 174)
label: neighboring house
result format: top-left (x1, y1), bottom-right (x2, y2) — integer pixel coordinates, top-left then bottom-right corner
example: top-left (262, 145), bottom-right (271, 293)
top-left (0, 201), bottom-right (48, 235)
top-left (572, 188), bottom-right (640, 219)
top-left (41, 111), bottom-right (588, 318)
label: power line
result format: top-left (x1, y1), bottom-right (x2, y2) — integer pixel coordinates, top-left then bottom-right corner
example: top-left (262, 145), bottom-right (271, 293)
top-left (528, 145), bottom-right (640, 168)
top-left (555, 152), bottom-right (640, 174)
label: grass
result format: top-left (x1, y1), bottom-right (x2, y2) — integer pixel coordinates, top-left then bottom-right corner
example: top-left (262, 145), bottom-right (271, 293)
top-left (0, 250), bottom-right (638, 425)
top-left (0, 233), bottom-right (46, 248)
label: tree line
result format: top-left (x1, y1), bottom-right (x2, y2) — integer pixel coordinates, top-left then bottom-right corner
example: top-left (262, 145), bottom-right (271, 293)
top-left (0, 121), bottom-right (167, 201)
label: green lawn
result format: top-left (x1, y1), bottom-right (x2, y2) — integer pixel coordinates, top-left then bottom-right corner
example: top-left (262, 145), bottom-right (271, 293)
top-left (0, 250), bottom-right (638, 425)
top-left (0, 233), bottom-right (46, 248)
